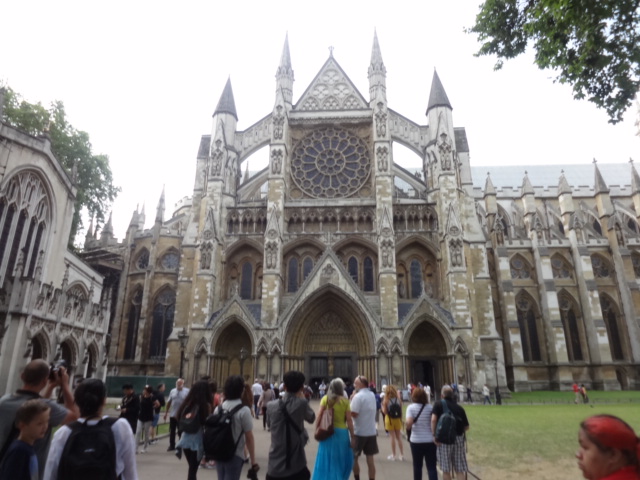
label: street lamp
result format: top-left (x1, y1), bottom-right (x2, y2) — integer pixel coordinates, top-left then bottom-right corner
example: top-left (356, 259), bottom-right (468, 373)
top-left (178, 328), bottom-right (189, 378)
top-left (239, 347), bottom-right (248, 379)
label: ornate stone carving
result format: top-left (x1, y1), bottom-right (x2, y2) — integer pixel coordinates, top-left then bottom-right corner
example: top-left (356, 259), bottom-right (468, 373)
top-left (438, 132), bottom-right (453, 171)
top-left (271, 149), bottom-right (283, 175)
top-left (265, 242), bottom-right (278, 269)
top-left (200, 241), bottom-right (213, 270)
top-left (376, 145), bottom-right (388, 172)
top-left (321, 264), bottom-right (335, 276)
top-left (273, 105), bottom-right (284, 140)
top-left (375, 102), bottom-right (387, 137)
top-left (380, 239), bottom-right (394, 268)
top-left (450, 238), bottom-right (464, 267)
top-left (210, 140), bottom-right (224, 176)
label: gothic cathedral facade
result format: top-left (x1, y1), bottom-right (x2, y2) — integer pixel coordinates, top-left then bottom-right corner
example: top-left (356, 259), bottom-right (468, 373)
top-left (100, 35), bottom-right (640, 392)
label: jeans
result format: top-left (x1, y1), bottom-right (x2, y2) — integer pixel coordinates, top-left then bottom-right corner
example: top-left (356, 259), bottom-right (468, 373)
top-left (216, 454), bottom-right (245, 480)
top-left (410, 441), bottom-right (438, 480)
top-left (184, 448), bottom-right (200, 480)
top-left (254, 395), bottom-right (261, 417)
top-left (169, 417), bottom-right (182, 449)
top-left (135, 420), bottom-right (153, 451)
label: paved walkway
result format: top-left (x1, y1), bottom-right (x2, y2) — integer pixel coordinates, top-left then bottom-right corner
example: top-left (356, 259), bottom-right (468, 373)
top-left (133, 400), bottom-right (417, 480)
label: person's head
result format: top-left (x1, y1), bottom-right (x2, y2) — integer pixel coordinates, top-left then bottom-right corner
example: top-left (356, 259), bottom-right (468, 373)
top-left (577, 415), bottom-right (640, 480)
top-left (412, 386), bottom-right (428, 405)
top-left (176, 378), bottom-right (185, 390)
top-left (386, 384), bottom-right (398, 400)
top-left (143, 385), bottom-right (153, 397)
top-left (21, 359), bottom-right (51, 389)
top-left (177, 380), bottom-right (212, 422)
top-left (242, 382), bottom-right (253, 407)
top-left (328, 378), bottom-right (345, 402)
top-left (354, 375), bottom-right (369, 391)
top-left (122, 383), bottom-right (134, 396)
top-left (76, 378), bottom-right (107, 418)
top-left (15, 399), bottom-right (50, 444)
top-left (157, 383), bottom-right (165, 393)
top-left (283, 371), bottom-right (305, 393)
top-left (441, 385), bottom-right (454, 399)
top-left (223, 375), bottom-right (245, 400)
top-left (263, 382), bottom-right (271, 391)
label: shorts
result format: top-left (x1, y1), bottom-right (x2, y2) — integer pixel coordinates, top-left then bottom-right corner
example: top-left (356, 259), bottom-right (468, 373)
top-left (152, 413), bottom-right (160, 427)
top-left (353, 435), bottom-right (379, 457)
top-left (437, 435), bottom-right (467, 473)
top-left (384, 415), bottom-right (403, 431)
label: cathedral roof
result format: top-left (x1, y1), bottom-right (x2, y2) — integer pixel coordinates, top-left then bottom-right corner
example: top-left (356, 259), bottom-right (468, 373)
top-left (470, 163), bottom-right (631, 191)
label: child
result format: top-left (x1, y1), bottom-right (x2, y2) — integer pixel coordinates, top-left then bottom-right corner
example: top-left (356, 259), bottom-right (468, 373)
top-left (0, 399), bottom-right (51, 480)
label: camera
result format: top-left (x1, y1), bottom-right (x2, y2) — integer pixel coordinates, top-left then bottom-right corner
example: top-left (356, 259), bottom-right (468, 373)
top-left (49, 360), bottom-right (68, 381)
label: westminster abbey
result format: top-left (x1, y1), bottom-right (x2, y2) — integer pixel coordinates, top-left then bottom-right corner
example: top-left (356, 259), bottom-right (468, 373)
top-left (81, 34), bottom-right (640, 392)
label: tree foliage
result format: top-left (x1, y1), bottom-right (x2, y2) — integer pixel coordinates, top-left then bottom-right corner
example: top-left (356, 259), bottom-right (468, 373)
top-left (468, 0), bottom-right (640, 123)
top-left (1, 86), bottom-right (120, 245)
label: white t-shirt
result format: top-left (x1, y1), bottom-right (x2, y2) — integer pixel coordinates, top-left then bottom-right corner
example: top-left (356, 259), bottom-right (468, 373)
top-left (43, 416), bottom-right (137, 480)
top-left (251, 382), bottom-right (263, 396)
top-left (168, 387), bottom-right (190, 417)
top-left (350, 388), bottom-right (376, 437)
top-left (405, 403), bottom-right (434, 443)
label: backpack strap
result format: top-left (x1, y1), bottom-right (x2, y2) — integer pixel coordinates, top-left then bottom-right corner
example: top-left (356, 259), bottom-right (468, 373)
top-left (279, 399), bottom-right (302, 469)
top-left (413, 403), bottom-right (426, 423)
top-left (225, 404), bottom-right (246, 455)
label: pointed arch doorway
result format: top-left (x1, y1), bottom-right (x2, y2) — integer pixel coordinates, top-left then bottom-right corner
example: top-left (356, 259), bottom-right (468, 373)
top-left (407, 320), bottom-right (451, 391)
top-left (212, 322), bottom-right (253, 383)
top-left (286, 287), bottom-right (374, 384)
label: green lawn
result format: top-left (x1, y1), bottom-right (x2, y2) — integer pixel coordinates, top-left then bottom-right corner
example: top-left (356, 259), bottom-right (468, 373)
top-left (502, 390), bottom-right (640, 405)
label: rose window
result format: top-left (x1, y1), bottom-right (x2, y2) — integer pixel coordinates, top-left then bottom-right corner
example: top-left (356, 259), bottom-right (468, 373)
top-left (291, 128), bottom-right (370, 198)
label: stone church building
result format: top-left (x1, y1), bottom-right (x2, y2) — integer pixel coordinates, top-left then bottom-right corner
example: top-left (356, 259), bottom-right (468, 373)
top-left (95, 34), bottom-right (640, 392)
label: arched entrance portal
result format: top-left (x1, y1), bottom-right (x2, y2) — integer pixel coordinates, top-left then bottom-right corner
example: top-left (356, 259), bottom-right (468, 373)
top-left (407, 320), bottom-right (450, 391)
top-left (286, 288), bottom-right (374, 385)
top-left (212, 322), bottom-right (253, 383)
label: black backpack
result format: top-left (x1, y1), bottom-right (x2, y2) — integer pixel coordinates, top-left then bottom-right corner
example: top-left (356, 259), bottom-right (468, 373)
top-left (58, 417), bottom-right (118, 480)
top-left (435, 400), bottom-right (458, 444)
top-left (203, 404), bottom-right (244, 462)
top-left (388, 398), bottom-right (402, 419)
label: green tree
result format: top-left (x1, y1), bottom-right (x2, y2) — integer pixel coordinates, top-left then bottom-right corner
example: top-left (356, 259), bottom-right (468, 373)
top-left (1, 86), bottom-right (120, 245)
top-left (467, 0), bottom-right (640, 123)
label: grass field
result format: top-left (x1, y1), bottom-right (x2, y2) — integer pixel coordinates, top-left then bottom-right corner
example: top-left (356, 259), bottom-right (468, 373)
top-left (460, 394), bottom-right (640, 479)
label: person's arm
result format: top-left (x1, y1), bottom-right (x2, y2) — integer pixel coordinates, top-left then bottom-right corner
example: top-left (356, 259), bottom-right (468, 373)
top-left (115, 419), bottom-right (138, 480)
top-left (315, 404), bottom-right (326, 427)
top-left (245, 430), bottom-right (257, 469)
top-left (405, 405), bottom-right (414, 430)
top-left (305, 400), bottom-right (316, 423)
top-left (55, 368), bottom-right (79, 425)
top-left (42, 426), bottom-right (70, 480)
top-left (345, 410), bottom-right (354, 437)
top-left (164, 397), bottom-right (172, 420)
top-left (431, 413), bottom-right (438, 445)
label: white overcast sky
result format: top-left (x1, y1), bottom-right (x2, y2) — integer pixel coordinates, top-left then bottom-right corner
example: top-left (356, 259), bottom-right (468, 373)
top-left (3, 0), bottom-right (639, 241)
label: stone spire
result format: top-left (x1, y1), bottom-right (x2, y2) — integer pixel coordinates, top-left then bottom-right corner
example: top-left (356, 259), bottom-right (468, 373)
top-left (155, 186), bottom-right (165, 224)
top-left (214, 77), bottom-right (238, 121)
top-left (593, 159), bottom-right (610, 194)
top-left (521, 171), bottom-right (535, 196)
top-left (484, 172), bottom-right (496, 196)
top-left (84, 215), bottom-right (95, 249)
top-left (128, 207), bottom-right (139, 229)
top-left (558, 170), bottom-right (572, 195)
top-left (368, 29), bottom-right (386, 101)
top-left (276, 33), bottom-right (294, 105)
top-left (426, 70), bottom-right (452, 114)
top-left (243, 161), bottom-right (250, 184)
top-left (100, 212), bottom-right (114, 245)
top-left (631, 159), bottom-right (640, 194)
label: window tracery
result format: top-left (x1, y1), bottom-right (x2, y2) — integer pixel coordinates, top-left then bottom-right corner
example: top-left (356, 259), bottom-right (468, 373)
top-left (599, 296), bottom-right (624, 361)
top-left (291, 128), bottom-right (370, 199)
top-left (510, 256), bottom-right (532, 279)
top-left (516, 295), bottom-right (542, 362)
top-left (551, 256), bottom-right (572, 279)
top-left (558, 295), bottom-right (583, 361)
top-left (149, 289), bottom-right (176, 359)
top-left (160, 251), bottom-right (179, 270)
top-left (136, 251), bottom-right (149, 270)
top-left (124, 288), bottom-right (143, 360)
top-left (591, 255), bottom-right (610, 278)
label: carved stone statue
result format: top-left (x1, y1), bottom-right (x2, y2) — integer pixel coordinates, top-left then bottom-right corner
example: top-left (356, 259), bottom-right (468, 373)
top-left (273, 105), bottom-right (285, 140)
top-left (438, 132), bottom-right (453, 171)
top-left (375, 102), bottom-right (387, 137)
top-left (376, 146), bottom-right (388, 172)
top-left (271, 149), bottom-right (283, 175)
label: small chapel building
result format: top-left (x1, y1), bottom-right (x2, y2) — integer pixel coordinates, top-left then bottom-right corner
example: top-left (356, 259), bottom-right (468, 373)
top-left (92, 34), bottom-right (640, 392)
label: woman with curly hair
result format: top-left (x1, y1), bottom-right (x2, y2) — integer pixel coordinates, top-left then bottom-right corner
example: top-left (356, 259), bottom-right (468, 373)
top-left (381, 384), bottom-right (404, 461)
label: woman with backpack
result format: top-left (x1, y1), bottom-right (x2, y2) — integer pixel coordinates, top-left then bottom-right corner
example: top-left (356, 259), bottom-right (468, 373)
top-left (405, 387), bottom-right (437, 480)
top-left (382, 384), bottom-right (405, 461)
top-left (214, 375), bottom-right (257, 480)
top-left (42, 378), bottom-right (137, 480)
top-left (312, 377), bottom-right (354, 480)
top-left (175, 380), bottom-right (212, 480)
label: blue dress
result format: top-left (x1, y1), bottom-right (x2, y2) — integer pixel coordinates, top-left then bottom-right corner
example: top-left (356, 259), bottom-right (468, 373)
top-left (312, 398), bottom-right (354, 480)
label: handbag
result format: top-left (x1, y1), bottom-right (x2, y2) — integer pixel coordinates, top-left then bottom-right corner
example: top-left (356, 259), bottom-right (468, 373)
top-left (179, 406), bottom-right (201, 434)
top-left (314, 400), bottom-right (335, 441)
top-left (406, 403), bottom-right (426, 442)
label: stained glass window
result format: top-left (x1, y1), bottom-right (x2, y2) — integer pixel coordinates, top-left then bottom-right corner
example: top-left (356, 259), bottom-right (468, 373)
top-left (149, 289), bottom-right (175, 359)
top-left (364, 256), bottom-right (374, 292)
top-left (241, 262), bottom-right (253, 299)
top-left (410, 259), bottom-right (422, 298)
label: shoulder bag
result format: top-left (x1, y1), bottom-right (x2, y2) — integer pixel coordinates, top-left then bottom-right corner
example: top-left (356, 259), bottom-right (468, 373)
top-left (314, 398), bottom-right (335, 441)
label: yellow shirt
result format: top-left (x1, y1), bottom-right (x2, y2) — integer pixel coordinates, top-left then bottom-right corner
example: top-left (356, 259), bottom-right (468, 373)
top-left (320, 395), bottom-right (350, 429)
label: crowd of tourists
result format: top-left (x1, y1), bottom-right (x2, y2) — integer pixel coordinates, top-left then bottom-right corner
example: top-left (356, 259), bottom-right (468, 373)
top-left (0, 359), bottom-right (638, 480)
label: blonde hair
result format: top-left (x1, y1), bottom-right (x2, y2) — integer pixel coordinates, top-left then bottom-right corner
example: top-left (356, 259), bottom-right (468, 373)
top-left (384, 384), bottom-right (399, 406)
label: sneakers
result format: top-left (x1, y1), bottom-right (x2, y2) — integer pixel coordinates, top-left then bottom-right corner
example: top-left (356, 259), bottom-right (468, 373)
top-left (167, 447), bottom-right (176, 452)
top-left (387, 454), bottom-right (396, 461)
top-left (175, 448), bottom-right (182, 460)
top-left (398, 455), bottom-right (405, 461)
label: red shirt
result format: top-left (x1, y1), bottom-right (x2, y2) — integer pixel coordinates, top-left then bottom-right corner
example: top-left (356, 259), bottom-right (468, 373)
top-left (600, 466), bottom-right (640, 480)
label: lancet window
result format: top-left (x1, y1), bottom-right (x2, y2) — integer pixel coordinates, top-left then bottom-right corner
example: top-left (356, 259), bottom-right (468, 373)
top-left (599, 296), bottom-right (624, 361)
top-left (516, 294), bottom-right (542, 362)
top-left (149, 288), bottom-right (176, 359)
top-left (558, 294), bottom-right (583, 361)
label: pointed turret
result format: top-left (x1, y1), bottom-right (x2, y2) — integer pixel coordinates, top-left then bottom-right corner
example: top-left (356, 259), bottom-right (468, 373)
top-left (100, 212), bottom-right (114, 246)
top-left (631, 159), bottom-right (640, 194)
top-left (593, 159), bottom-right (610, 194)
top-left (84, 215), bottom-right (95, 248)
top-left (214, 78), bottom-right (238, 121)
top-left (139, 203), bottom-right (146, 230)
top-left (558, 170), bottom-right (572, 195)
top-left (521, 171), bottom-right (535, 196)
top-left (426, 70), bottom-right (452, 115)
top-left (155, 187), bottom-right (165, 224)
top-left (128, 208), bottom-right (139, 229)
top-left (243, 161), bottom-right (250, 184)
top-left (484, 172), bottom-right (496, 196)
top-left (275, 34), bottom-right (294, 105)
top-left (368, 29), bottom-right (386, 101)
